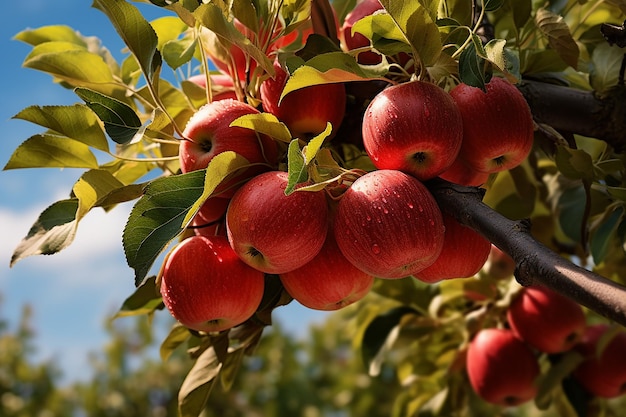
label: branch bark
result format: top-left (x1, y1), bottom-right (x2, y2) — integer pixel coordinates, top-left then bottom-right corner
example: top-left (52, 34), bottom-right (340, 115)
top-left (428, 179), bottom-right (626, 327)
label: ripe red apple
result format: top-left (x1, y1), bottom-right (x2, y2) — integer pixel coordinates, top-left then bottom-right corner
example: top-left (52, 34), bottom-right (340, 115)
top-left (573, 324), bottom-right (626, 398)
top-left (438, 155), bottom-right (491, 187)
top-left (467, 328), bottom-right (540, 406)
top-left (179, 99), bottom-right (279, 197)
top-left (333, 169), bottom-right (444, 279)
top-left (279, 230), bottom-right (374, 310)
top-left (159, 235), bottom-right (265, 333)
top-left (450, 77), bottom-right (534, 173)
top-left (187, 73), bottom-right (238, 102)
top-left (414, 212), bottom-right (491, 283)
top-left (362, 81), bottom-right (463, 181)
top-left (226, 170), bottom-right (329, 274)
top-left (260, 60), bottom-right (346, 140)
top-left (339, 0), bottom-right (384, 64)
top-left (193, 196), bottom-right (230, 225)
top-left (507, 285), bottom-right (586, 354)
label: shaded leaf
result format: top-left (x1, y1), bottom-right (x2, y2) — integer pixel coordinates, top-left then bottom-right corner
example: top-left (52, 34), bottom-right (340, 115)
top-left (160, 324), bottom-right (192, 362)
top-left (458, 38), bottom-right (488, 90)
top-left (555, 146), bottom-right (594, 182)
top-left (75, 87), bottom-right (142, 145)
top-left (3, 134), bottom-right (99, 170)
top-left (115, 276), bottom-right (163, 318)
top-left (535, 351), bottom-right (585, 409)
top-left (590, 43), bottom-right (626, 93)
top-left (10, 199), bottom-right (79, 266)
top-left (13, 104), bottom-right (109, 152)
top-left (591, 206), bottom-right (624, 264)
top-left (536, 8), bottom-right (579, 69)
top-left (178, 346), bottom-right (223, 417)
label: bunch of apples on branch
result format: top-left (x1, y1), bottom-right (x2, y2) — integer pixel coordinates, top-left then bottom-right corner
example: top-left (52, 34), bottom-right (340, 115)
top-left (6, 0), bottom-right (626, 415)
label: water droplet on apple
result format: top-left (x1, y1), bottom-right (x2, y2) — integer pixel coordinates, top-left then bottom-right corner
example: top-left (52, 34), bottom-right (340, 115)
top-left (371, 244), bottom-right (381, 254)
top-left (407, 202), bottom-right (414, 209)
top-left (424, 107), bottom-right (430, 117)
top-left (418, 205), bottom-right (424, 213)
top-left (383, 208), bottom-right (389, 214)
top-left (366, 215), bottom-right (371, 221)
top-left (382, 197), bottom-right (388, 204)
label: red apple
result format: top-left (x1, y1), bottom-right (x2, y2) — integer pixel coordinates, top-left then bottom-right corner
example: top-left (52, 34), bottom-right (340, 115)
top-left (193, 196), bottom-right (230, 225)
top-left (507, 285), bottom-right (586, 354)
top-left (339, 0), bottom-right (384, 64)
top-left (279, 230), bottom-right (374, 310)
top-left (226, 170), bottom-right (329, 274)
top-left (333, 169), bottom-right (444, 279)
top-left (573, 324), bottom-right (626, 398)
top-left (179, 99), bottom-right (279, 197)
top-left (260, 60), bottom-right (346, 140)
top-left (414, 212), bottom-right (491, 283)
top-left (438, 155), bottom-right (491, 187)
top-left (362, 81), bottom-right (463, 181)
top-left (187, 73), bottom-right (238, 102)
top-left (467, 328), bottom-right (540, 406)
top-left (450, 77), bottom-right (534, 173)
top-left (159, 235), bottom-right (265, 333)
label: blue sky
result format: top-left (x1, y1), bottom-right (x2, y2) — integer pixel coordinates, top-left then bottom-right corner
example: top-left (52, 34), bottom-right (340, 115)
top-left (0, 0), bottom-right (326, 383)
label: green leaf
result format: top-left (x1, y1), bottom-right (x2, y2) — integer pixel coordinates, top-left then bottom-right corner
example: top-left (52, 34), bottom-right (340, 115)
top-left (590, 43), bottom-right (626, 93)
top-left (220, 348), bottom-right (246, 392)
top-left (92, 0), bottom-right (161, 82)
top-left (535, 351), bottom-right (585, 409)
top-left (3, 133), bottom-right (99, 170)
top-left (458, 39), bottom-right (488, 90)
top-left (150, 16), bottom-right (189, 51)
top-left (361, 306), bottom-right (419, 376)
top-left (75, 87), bottom-right (143, 145)
top-left (163, 37), bottom-right (197, 70)
top-left (178, 346), bottom-right (223, 417)
top-left (484, 38), bottom-right (507, 72)
top-left (114, 276), bottom-right (163, 318)
top-left (13, 104), bottom-right (109, 152)
top-left (72, 169), bottom-right (127, 222)
top-left (230, 113), bottom-right (293, 143)
top-left (535, 8), bottom-right (579, 69)
top-left (285, 139), bottom-right (308, 195)
top-left (591, 206), bottom-right (624, 264)
top-left (304, 122), bottom-right (332, 164)
top-left (555, 146), bottom-right (594, 182)
top-left (160, 324), bottom-right (192, 362)
top-left (378, 1), bottom-right (442, 66)
top-left (10, 199), bottom-right (79, 266)
top-left (14, 25), bottom-right (87, 47)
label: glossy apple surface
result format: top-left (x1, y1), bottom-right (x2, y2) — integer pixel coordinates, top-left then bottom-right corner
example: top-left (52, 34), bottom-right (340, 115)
top-left (280, 231), bottom-right (374, 310)
top-left (467, 328), bottom-right (540, 406)
top-left (573, 324), bottom-right (626, 398)
top-left (339, 0), bottom-right (384, 64)
top-left (507, 285), bottom-right (586, 354)
top-left (414, 212), bottom-right (491, 283)
top-left (450, 77), bottom-right (534, 173)
top-left (159, 235), bottom-right (265, 333)
top-left (226, 171), bottom-right (329, 274)
top-left (260, 60), bottom-right (346, 140)
top-left (180, 99), bottom-right (279, 196)
top-left (438, 155), bottom-right (490, 187)
top-left (333, 169), bottom-right (444, 279)
top-left (362, 81), bottom-right (463, 181)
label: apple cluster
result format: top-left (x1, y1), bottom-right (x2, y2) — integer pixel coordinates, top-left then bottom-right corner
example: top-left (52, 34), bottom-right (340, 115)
top-left (466, 285), bottom-right (626, 406)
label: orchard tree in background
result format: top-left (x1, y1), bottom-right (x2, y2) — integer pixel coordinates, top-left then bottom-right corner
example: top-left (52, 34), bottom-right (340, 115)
top-left (5, 0), bottom-right (626, 415)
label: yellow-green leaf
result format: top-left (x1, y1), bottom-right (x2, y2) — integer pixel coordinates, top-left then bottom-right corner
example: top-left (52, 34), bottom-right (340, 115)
top-left (14, 25), bottom-right (87, 47)
top-left (536, 8), bottom-right (579, 69)
top-left (4, 134), bottom-right (99, 170)
top-left (73, 169), bottom-right (126, 222)
top-left (230, 113), bottom-right (293, 143)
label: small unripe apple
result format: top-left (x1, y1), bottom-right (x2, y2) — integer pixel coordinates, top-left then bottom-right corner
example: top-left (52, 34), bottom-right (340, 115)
top-left (260, 60), bottom-right (346, 140)
top-left (467, 328), bottom-right (540, 407)
top-left (414, 212), bottom-right (491, 283)
top-left (226, 171), bottom-right (329, 274)
top-left (507, 285), bottom-right (586, 354)
top-left (450, 77), bottom-right (534, 173)
top-left (159, 235), bottom-right (265, 333)
top-left (339, 0), bottom-right (384, 64)
top-left (573, 324), bottom-right (626, 398)
top-left (333, 169), bottom-right (444, 279)
top-left (180, 99), bottom-right (279, 197)
top-left (280, 230), bottom-right (374, 310)
top-left (362, 81), bottom-right (463, 181)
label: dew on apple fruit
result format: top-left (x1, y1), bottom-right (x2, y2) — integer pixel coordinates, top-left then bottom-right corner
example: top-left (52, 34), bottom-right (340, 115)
top-left (372, 244), bottom-right (381, 254)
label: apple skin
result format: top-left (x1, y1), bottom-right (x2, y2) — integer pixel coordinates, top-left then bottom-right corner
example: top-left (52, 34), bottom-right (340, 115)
top-left (260, 60), bottom-right (347, 140)
top-left (449, 77), bottom-right (534, 173)
top-left (362, 81), bottom-right (464, 181)
top-left (187, 73), bottom-right (238, 102)
top-left (467, 328), bottom-right (540, 407)
top-left (414, 212), bottom-right (491, 283)
top-left (159, 235), bottom-right (265, 333)
top-left (506, 285), bottom-right (586, 354)
top-left (438, 156), bottom-right (490, 187)
top-left (180, 99), bottom-right (279, 197)
top-left (279, 230), bottom-right (374, 311)
top-left (333, 169), bottom-right (444, 279)
top-left (226, 170), bottom-right (329, 274)
top-left (339, 0), bottom-right (384, 64)
top-left (573, 324), bottom-right (626, 398)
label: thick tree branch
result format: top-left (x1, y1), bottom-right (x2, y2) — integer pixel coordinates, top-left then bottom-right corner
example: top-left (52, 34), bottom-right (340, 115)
top-left (518, 80), bottom-right (626, 151)
top-left (428, 179), bottom-right (626, 328)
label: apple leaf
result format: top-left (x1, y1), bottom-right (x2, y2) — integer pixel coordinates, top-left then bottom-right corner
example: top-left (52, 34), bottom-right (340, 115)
top-left (163, 36), bottom-right (197, 70)
top-left (75, 87), bottom-right (143, 145)
top-left (10, 199), bottom-right (79, 266)
top-left (351, 12), bottom-right (413, 57)
top-left (178, 346), bottom-right (223, 417)
top-left (378, 0), bottom-right (442, 67)
top-left (230, 113), bottom-right (293, 143)
top-left (590, 206), bottom-right (623, 264)
top-left (3, 133), bottom-right (99, 170)
top-left (555, 146), bottom-right (594, 182)
top-left (590, 43), bottom-right (626, 93)
top-left (458, 34), bottom-right (489, 90)
top-left (535, 351), bottom-right (585, 409)
top-left (361, 306), bottom-right (419, 377)
top-left (92, 0), bottom-right (162, 82)
top-left (150, 16), bottom-right (189, 51)
top-left (14, 24), bottom-right (87, 47)
top-left (285, 139), bottom-right (308, 195)
top-left (72, 169), bottom-right (127, 222)
top-left (535, 7), bottom-right (579, 70)
top-left (114, 276), bottom-right (163, 318)
top-left (304, 122), bottom-right (332, 164)
top-left (160, 324), bottom-right (192, 362)
top-left (13, 104), bottom-right (109, 152)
